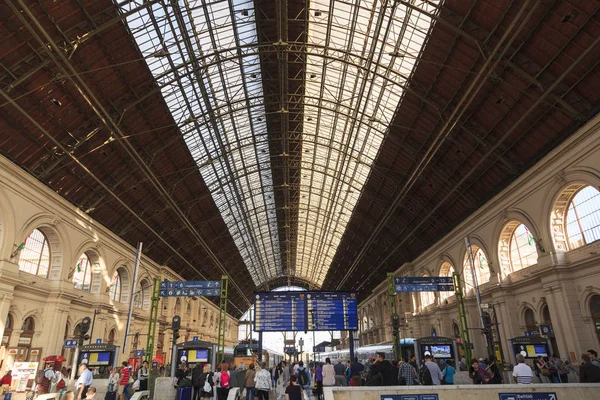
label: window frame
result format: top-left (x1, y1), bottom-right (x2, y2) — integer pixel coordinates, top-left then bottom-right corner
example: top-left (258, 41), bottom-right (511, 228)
top-left (18, 228), bottom-right (51, 278)
top-left (72, 252), bottom-right (93, 292)
top-left (565, 185), bottom-right (600, 249)
top-left (109, 270), bottom-right (122, 302)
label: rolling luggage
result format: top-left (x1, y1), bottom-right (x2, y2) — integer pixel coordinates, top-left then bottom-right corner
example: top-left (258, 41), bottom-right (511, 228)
top-left (177, 385), bottom-right (192, 400)
top-left (104, 391), bottom-right (117, 400)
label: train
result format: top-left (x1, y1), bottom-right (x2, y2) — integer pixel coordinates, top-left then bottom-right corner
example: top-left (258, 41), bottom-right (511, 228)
top-left (313, 339), bottom-right (417, 364)
top-left (233, 343), bottom-right (284, 368)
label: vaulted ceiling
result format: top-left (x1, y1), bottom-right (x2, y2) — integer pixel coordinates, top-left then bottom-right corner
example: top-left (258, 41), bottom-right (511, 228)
top-left (0, 0), bottom-right (598, 317)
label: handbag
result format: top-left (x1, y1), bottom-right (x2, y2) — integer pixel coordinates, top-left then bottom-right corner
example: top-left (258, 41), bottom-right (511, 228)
top-left (203, 377), bottom-right (212, 393)
top-left (57, 379), bottom-right (66, 390)
top-left (541, 368), bottom-right (551, 376)
top-left (132, 379), bottom-right (140, 390)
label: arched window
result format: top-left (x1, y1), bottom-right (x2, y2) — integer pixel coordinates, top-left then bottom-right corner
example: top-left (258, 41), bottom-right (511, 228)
top-left (109, 271), bottom-right (122, 302)
top-left (420, 274), bottom-right (435, 309)
top-left (590, 295), bottom-right (600, 344)
top-left (452, 322), bottom-right (461, 338)
top-left (565, 186), bottom-right (600, 249)
top-left (107, 329), bottom-right (116, 345)
top-left (463, 245), bottom-right (490, 291)
top-left (73, 253), bottom-right (92, 291)
top-left (134, 279), bottom-right (151, 310)
top-left (21, 316), bottom-right (35, 332)
top-left (174, 298), bottom-right (182, 315)
top-left (2, 314), bottom-right (13, 346)
top-left (18, 229), bottom-right (50, 277)
top-left (499, 222), bottom-right (538, 276)
top-left (439, 262), bottom-right (455, 302)
top-left (524, 308), bottom-right (537, 332)
top-left (186, 303), bottom-right (192, 319)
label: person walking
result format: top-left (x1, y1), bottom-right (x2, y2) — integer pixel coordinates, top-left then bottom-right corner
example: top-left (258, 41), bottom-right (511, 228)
top-left (580, 354), bottom-right (600, 383)
top-left (314, 362), bottom-right (323, 400)
top-left (442, 360), bottom-right (455, 385)
top-left (192, 363), bottom-right (203, 400)
top-left (244, 364), bottom-right (256, 400)
top-left (76, 364), bottom-right (93, 400)
top-left (422, 354), bottom-right (443, 385)
top-left (322, 358), bottom-right (336, 387)
top-left (254, 362), bottom-right (272, 400)
top-left (284, 376), bottom-right (303, 400)
top-left (118, 362), bottom-right (130, 400)
top-left (37, 364), bottom-right (55, 394)
top-left (137, 361), bottom-right (149, 391)
top-left (512, 354), bottom-right (533, 384)
top-left (295, 361), bottom-right (311, 400)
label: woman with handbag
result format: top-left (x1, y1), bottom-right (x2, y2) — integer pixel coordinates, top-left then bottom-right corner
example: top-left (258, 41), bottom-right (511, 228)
top-left (536, 356), bottom-right (551, 383)
top-left (200, 364), bottom-right (214, 399)
top-left (137, 361), bottom-right (149, 391)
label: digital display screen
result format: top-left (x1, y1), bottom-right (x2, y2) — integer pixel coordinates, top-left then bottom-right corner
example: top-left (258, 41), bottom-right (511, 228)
top-left (430, 345), bottom-right (452, 359)
top-left (178, 349), bottom-right (209, 364)
top-left (514, 343), bottom-right (548, 358)
top-left (88, 352), bottom-right (111, 366)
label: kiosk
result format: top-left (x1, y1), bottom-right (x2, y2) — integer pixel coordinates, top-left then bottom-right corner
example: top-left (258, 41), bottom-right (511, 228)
top-left (508, 335), bottom-right (551, 361)
top-left (415, 336), bottom-right (459, 367)
top-left (77, 344), bottom-right (119, 379)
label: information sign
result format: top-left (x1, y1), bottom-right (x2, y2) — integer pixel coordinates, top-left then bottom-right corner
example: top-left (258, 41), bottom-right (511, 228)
top-left (499, 393), bottom-right (556, 400)
top-left (394, 277), bottom-right (454, 292)
top-left (96, 338), bottom-right (102, 344)
top-left (193, 336), bottom-right (199, 342)
top-left (307, 292), bottom-right (358, 331)
top-left (381, 395), bottom-right (439, 400)
top-left (159, 280), bottom-right (221, 297)
top-left (313, 346), bottom-right (325, 353)
top-left (254, 292), bottom-right (307, 332)
top-left (135, 350), bottom-right (146, 357)
top-left (11, 362), bottom-right (39, 392)
top-left (284, 346), bottom-right (296, 355)
top-left (64, 339), bottom-right (78, 348)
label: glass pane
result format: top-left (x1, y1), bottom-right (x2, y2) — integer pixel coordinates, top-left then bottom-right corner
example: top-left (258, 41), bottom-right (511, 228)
top-left (18, 229), bottom-right (50, 277)
top-left (73, 254), bottom-right (92, 291)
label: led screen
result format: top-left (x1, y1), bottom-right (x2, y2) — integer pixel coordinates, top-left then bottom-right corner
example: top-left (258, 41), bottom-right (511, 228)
top-left (430, 345), bottom-right (452, 359)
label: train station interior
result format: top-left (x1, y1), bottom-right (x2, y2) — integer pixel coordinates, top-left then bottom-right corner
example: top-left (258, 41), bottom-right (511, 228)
top-left (0, 0), bottom-right (599, 399)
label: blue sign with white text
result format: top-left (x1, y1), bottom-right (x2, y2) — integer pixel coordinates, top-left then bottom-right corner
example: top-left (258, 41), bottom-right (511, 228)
top-left (159, 281), bottom-right (221, 297)
top-left (499, 393), bottom-right (557, 400)
top-left (135, 350), bottom-right (146, 357)
top-left (394, 277), bottom-right (454, 292)
top-left (96, 339), bottom-right (102, 344)
top-left (381, 395), bottom-right (439, 400)
top-left (64, 339), bottom-right (78, 348)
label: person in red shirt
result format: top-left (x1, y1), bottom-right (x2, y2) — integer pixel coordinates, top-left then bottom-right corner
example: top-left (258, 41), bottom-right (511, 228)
top-left (1, 370), bottom-right (12, 394)
top-left (119, 362), bottom-right (130, 400)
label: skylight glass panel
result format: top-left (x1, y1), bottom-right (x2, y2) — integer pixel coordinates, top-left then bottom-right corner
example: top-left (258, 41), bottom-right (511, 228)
top-left (297, 0), bottom-right (441, 286)
top-left (120, 0), bottom-right (282, 284)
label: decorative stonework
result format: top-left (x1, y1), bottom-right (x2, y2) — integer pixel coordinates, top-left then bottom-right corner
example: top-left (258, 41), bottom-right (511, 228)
top-left (550, 183), bottom-right (585, 251)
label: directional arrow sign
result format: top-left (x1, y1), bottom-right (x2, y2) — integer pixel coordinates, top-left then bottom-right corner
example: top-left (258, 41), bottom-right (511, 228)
top-left (499, 393), bottom-right (557, 400)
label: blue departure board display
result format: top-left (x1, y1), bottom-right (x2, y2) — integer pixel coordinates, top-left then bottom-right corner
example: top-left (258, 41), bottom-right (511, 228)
top-left (254, 292), bottom-right (307, 332)
top-left (254, 291), bottom-right (358, 332)
top-left (307, 292), bottom-right (358, 331)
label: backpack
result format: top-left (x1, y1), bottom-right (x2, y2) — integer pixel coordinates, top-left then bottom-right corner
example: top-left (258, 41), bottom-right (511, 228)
top-left (419, 364), bottom-right (433, 385)
top-left (220, 371), bottom-right (230, 388)
top-left (298, 368), bottom-right (309, 386)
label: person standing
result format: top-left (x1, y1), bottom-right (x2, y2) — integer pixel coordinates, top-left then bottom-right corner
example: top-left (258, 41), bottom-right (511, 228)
top-left (254, 362), bottom-right (272, 400)
top-left (580, 354), bottom-right (600, 383)
top-left (216, 363), bottom-right (231, 400)
top-left (586, 350), bottom-right (600, 368)
top-left (244, 364), bottom-right (256, 400)
top-left (107, 366), bottom-right (120, 398)
top-left (76, 364), bottom-right (93, 400)
top-left (442, 360), bottom-right (455, 385)
top-left (137, 360), bottom-right (149, 391)
top-left (398, 358), bottom-right (416, 386)
top-left (314, 362), bottom-right (323, 400)
top-left (192, 363), bottom-right (204, 400)
top-left (350, 357), bottom-right (364, 379)
top-left (469, 358), bottom-right (491, 385)
top-left (322, 358), bottom-right (336, 387)
top-left (1, 370), bottom-right (12, 395)
top-left (422, 355), bottom-right (443, 385)
top-left (368, 352), bottom-right (394, 386)
top-left (118, 362), bottom-right (130, 400)
top-left (512, 354), bottom-right (533, 384)
top-left (200, 364), bottom-right (214, 399)
top-left (334, 360), bottom-right (346, 386)
top-left (37, 364), bottom-right (55, 394)
top-left (487, 356), bottom-right (503, 384)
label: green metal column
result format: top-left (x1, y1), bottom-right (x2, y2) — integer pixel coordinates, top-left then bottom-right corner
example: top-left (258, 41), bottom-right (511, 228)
top-left (453, 272), bottom-right (472, 362)
top-left (387, 273), bottom-right (401, 362)
top-left (216, 275), bottom-right (229, 364)
top-left (145, 277), bottom-right (160, 392)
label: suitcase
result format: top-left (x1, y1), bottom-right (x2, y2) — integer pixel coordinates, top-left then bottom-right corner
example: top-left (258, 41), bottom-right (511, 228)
top-left (177, 386), bottom-right (192, 400)
top-left (104, 391), bottom-right (117, 400)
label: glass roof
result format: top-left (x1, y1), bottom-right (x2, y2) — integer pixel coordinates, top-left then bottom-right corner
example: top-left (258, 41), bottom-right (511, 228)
top-left (297, 0), bottom-right (440, 286)
top-left (119, 0), bottom-right (440, 287)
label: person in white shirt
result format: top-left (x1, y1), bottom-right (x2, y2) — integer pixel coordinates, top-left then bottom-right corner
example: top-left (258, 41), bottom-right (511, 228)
top-left (76, 364), bottom-right (93, 399)
top-left (512, 354), bottom-right (533, 384)
top-left (322, 358), bottom-right (336, 387)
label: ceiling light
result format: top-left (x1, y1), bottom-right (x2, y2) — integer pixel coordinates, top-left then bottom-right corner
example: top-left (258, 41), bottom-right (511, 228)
top-left (314, 10), bottom-right (322, 16)
top-left (388, 50), bottom-right (405, 58)
top-left (241, 9), bottom-right (249, 16)
top-left (50, 98), bottom-right (62, 107)
top-left (151, 49), bottom-right (170, 58)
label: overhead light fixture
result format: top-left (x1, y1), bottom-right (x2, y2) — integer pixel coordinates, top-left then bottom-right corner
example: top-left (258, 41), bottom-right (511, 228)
top-left (241, 9), bottom-right (249, 16)
top-left (51, 98), bottom-right (62, 107)
top-left (388, 50), bottom-right (405, 58)
top-left (315, 10), bottom-right (322, 16)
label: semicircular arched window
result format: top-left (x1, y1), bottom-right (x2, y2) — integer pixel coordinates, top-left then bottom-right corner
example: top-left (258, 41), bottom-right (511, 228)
top-left (18, 228), bottom-right (50, 277)
top-left (565, 185), bottom-right (600, 249)
top-left (109, 270), bottom-right (122, 302)
top-left (420, 274), bottom-right (435, 309)
top-left (499, 221), bottom-right (538, 277)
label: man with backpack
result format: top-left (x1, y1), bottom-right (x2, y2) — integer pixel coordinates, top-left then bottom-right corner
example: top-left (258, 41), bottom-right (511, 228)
top-left (420, 354), bottom-right (443, 385)
top-left (295, 361), bottom-right (312, 399)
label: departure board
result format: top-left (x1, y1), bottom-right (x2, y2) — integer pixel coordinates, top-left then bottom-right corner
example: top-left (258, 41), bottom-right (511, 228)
top-left (254, 292), bottom-right (307, 332)
top-left (307, 292), bottom-right (358, 331)
top-left (254, 291), bottom-right (358, 332)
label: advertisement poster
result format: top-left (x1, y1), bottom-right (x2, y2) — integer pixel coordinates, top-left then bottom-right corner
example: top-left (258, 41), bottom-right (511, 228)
top-left (10, 361), bottom-right (38, 392)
